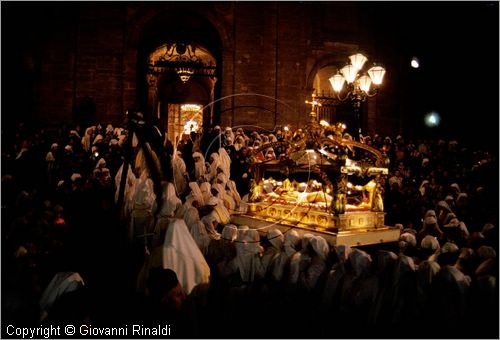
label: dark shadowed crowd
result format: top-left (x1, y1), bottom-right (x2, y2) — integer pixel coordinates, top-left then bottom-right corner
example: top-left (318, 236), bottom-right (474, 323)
top-left (2, 121), bottom-right (498, 338)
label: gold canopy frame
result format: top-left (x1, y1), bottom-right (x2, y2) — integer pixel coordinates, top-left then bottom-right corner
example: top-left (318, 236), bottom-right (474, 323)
top-left (233, 96), bottom-right (399, 247)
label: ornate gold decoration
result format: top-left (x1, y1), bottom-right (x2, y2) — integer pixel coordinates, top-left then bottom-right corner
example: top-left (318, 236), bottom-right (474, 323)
top-left (245, 93), bottom-right (391, 233)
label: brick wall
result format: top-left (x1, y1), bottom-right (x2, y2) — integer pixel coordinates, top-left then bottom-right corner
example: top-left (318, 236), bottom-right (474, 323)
top-left (6, 2), bottom-right (398, 133)
top-left (75, 4), bottom-right (125, 125)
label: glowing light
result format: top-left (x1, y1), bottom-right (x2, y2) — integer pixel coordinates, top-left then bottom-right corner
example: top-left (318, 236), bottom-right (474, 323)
top-left (284, 126), bottom-right (289, 132)
top-left (424, 111), bottom-right (441, 127)
top-left (358, 75), bottom-right (372, 93)
top-left (181, 104), bottom-right (202, 111)
top-left (320, 120), bottom-right (330, 126)
top-left (411, 57), bottom-right (420, 68)
top-left (347, 182), bottom-right (353, 188)
top-left (183, 120), bottom-right (199, 134)
top-left (181, 104), bottom-right (202, 134)
top-left (349, 53), bottom-right (368, 71)
top-left (367, 65), bottom-right (386, 85)
top-left (329, 74), bottom-right (345, 92)
top-left (176, 67), bottom-right (194, 83)
top-left (340, 64), bottom-right (358, 83)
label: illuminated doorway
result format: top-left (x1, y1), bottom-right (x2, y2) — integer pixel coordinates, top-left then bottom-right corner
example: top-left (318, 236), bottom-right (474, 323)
top-left (146, 42), bottom-right (217, 146)
top-left (166, 103), bottom-right (203, 147)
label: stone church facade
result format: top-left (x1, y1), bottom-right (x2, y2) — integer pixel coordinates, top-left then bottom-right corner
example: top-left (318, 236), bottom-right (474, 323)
top-left (4, 2), bottom-right (404, 137)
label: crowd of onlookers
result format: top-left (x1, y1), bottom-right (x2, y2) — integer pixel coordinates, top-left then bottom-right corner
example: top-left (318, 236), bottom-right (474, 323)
top-left (1, 120), bottom-right (498, 338)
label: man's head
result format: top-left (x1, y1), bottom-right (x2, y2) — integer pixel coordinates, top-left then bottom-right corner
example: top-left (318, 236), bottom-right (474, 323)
top-left (148, 268), bottom-right (185, 313)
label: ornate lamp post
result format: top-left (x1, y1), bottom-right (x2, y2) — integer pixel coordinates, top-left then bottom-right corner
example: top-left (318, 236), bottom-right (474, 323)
top-left (328, 53), bottom-right (386, 139)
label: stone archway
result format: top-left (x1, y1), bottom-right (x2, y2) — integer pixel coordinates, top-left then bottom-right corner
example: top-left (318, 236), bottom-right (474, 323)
top-left (130, 7), bottom-right (223, 147)
top-left (124, 4), bottom-right (229, 129)
top-left (155, 72), bottom-right (214, 145)
top-left (126, 4), bottom-right (232, 51)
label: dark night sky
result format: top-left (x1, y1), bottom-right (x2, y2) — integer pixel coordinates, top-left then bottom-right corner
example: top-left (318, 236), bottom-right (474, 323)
top-left (368, 1), bottom-right (499, 150)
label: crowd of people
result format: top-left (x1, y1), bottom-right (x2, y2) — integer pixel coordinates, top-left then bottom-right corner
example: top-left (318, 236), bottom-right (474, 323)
top-left (1, 119), bottom-right (498, 338)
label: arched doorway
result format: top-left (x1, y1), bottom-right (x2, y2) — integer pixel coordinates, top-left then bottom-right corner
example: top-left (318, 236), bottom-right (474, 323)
top-left (155, 67), bottom-right (215, 146)
top-left (136, 8), bottom-right (222, 145)
top-left (147, 42), bottom-right (217, 146)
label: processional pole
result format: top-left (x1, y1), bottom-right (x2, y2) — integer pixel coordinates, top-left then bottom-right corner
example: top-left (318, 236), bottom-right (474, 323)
top-left (117, 111), bottom-right (134, 219)
top-left (117, 111), bottom-right (167, 256)
top-left (117, 112), bottom-right (165, 224)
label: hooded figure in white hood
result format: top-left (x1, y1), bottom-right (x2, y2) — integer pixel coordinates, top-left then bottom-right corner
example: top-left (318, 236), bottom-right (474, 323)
top-left (192, 152), bottom-right (207, 182)
top-left (288, 233), bottom-right (314, 285)
top-left (161, 219), bottom-right (211, 295)
top-left (321, 244), bottom-right (353, 308)
top-left (39, 272), bottom-right (85, 321)
top-left (232, 228), bottom-right (265, 283)
top-left (172, 151), bottom-right (188, 196)
top-left (432, 264), bottom-right (471, 329)
top-left (415, 259), bottom-right (441, 319)
top-left (199, 181), bottom-right (213, 204)
top-left (390, 255), bottom-right (417, 325)
top-left (114, 162), bottom-right (137, 219)
top-left (189, 220), bottom-right (211, 256)
top-left (188, 181), bottom-right (205, 206)
top-left (152, 181), bottom-right (181, 248)
top-left (183, 200), bottom-right (201, 231)
top-left (81, 126), bottom-right (95, 152)
top-left (261, 228), bottom-right (285, 281)
top-left (218, 148), bottom-right (232, 178)
top-left (175, 183), bottom-right (202, 222)
top-left (283, 229), bottom-right (301, 259)
top-left (207, 153), bottom-right (220, 182)
top-left (206, 196), bottom-right (231, 226)
top-left (129, 175), bottom-right (157, 244)
top-left (368, 250), bottom-right (399, 326)
top-left (216, 172), bottom-right (229, 188)
top-left (212, 183), bottom-right (235, 212)
top-left (216, 224), bottom-right (239, 279)
top-left (338, 248), bottom-right (373, 319)
top-left (299, 236), bottom-right (329, 292)
top-left (227, 180), bottom-right (246, 213)
top-left (157, 181), bottom-right (181, 217)
top-left (200, 201), bottom-right (222, 241)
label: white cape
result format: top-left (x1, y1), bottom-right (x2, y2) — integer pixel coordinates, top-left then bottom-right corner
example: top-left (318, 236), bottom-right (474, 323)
top-left (39, 272), bottom-right (85, 321)
top-left (162, 218), bottom-right (211, 295)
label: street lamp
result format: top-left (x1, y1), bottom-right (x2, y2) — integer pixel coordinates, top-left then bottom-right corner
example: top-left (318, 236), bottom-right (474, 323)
top-left (328, 53), bottom-right (386, 137)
